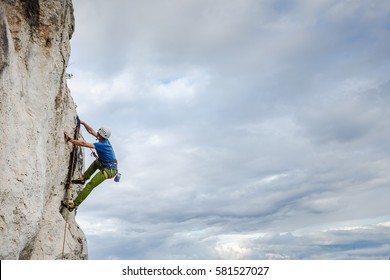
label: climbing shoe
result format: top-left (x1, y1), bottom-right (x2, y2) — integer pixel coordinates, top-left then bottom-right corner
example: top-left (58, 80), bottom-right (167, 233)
top-left (61, 200), bottom-right (76, 212)
top-left (71, 177), bottom-right (85, 184)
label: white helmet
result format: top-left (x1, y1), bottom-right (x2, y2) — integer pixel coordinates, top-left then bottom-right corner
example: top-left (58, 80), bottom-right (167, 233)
top-left (98, 127), bottom-right (111, 139)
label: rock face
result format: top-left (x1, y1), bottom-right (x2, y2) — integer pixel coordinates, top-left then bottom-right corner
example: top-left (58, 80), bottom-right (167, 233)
top-left (0, 0), bottom-right (87, 259)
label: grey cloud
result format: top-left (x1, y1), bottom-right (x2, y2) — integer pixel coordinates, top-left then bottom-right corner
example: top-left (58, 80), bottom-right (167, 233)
top-left (295, 79), bottom-right (390, 146)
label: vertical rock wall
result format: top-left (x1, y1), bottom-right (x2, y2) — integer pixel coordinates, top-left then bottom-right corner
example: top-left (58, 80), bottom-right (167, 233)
top-left (0, 0), bottom-right (87, 259)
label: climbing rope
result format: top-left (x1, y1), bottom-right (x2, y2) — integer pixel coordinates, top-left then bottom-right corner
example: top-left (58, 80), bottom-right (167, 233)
top-left (61, 117), bottom-right (81, 260)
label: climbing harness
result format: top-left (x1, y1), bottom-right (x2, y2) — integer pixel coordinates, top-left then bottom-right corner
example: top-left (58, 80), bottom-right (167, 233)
top-left (61, 116), bottom-right (81, 260)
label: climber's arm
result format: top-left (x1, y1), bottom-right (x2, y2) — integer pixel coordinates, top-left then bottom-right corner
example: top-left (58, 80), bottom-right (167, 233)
top-left (69, 139), bottom-right (95, 149)
top-left (80, 120), bottom-right (98, 137)
top-left (64, 131), bottom-right (95, 149)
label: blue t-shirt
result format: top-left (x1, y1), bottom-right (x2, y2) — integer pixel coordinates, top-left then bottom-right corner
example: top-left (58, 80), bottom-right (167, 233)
top-left (94, 140), bottom-right (117, 169)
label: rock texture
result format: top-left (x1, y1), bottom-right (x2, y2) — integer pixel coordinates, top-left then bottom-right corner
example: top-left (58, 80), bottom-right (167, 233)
top-left (0, 0), bottom-right (87, 259)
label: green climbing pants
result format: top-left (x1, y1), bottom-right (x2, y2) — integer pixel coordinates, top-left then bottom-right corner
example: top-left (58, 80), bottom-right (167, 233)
top-left (74, 160), bottom-right (117, 206)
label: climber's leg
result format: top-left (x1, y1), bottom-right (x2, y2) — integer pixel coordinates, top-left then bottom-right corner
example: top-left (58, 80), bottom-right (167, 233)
top-left (73, 170), bottom-right (106, 206)
top-left (83, 160), bottom-right (102, 180)
top-left (72, 160), bottom-right (101, 184)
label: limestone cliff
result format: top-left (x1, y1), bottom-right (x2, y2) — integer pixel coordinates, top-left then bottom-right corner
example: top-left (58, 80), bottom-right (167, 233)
top-left (0, 0), bottom-right (87, 259)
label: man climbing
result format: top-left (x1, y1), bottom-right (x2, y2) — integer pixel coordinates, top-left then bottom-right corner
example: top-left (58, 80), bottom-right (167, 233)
top-left (62, 120), bottom-right (118, 211)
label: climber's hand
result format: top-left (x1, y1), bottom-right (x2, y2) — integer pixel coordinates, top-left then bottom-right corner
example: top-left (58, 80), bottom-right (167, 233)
top-left (64, 131), bottom-right (71, 142)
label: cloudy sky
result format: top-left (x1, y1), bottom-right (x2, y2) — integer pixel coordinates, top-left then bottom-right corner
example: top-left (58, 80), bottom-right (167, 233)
top-left (67, 0), bottom-right (390, 260)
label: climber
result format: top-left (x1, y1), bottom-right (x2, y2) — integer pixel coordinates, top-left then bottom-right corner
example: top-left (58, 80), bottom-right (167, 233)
top-left (62, 120), bottom-right (118, 211)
